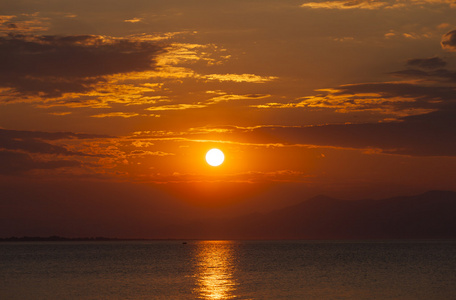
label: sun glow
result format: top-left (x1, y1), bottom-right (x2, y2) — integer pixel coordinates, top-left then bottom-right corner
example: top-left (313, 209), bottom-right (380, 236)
top-left (206, 148), bottom-right (224, 166)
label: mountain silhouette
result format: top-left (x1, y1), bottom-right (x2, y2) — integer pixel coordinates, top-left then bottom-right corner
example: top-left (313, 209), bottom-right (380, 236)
top-left (166, 190), bottom-right (456, 239)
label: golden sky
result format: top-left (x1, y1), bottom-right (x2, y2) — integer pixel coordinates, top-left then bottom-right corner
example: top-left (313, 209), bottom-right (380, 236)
top-left (1, 0), bottom-right (455, 237)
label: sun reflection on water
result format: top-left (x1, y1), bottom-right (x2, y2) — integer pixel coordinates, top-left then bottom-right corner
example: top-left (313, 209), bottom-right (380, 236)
top-left (193, 241), bottom-right (238, 299)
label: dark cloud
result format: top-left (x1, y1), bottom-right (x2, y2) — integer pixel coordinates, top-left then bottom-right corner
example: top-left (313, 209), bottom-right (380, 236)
top-left (0, 129), bottom-right (109, 156)
top-left (441, 30), bottom-right (456, 51)
top-left (335, 82), bottom-right (455, 101)
top-left (391, 68), bottom-right (456, 82)
top-left (0, 129), bottom-right (109, 140)
top-left (0, 129), bottom-right (111, 175)
top-left (327, 82), bottom-right (456, 113)
top-left (0, 150), bottom-right (82, 175)
top-left (406, 57), bottom-right (446, 69)
top-left (0, 34), bottom-right (166, 97)
top-left (232, 109), bottom-right (456, 156)
top-left (391, 56), bottom-right (456, 83)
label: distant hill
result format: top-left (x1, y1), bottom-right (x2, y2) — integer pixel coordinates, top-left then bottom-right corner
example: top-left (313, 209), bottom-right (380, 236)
top-left (167, 190), bottom-right (456, 239)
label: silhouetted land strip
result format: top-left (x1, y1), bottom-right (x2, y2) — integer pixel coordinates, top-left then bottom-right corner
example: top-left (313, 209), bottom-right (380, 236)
top-left (0, 236), bottom-right (186, 242)
top-left (0, 236), bottom-right (124, 242)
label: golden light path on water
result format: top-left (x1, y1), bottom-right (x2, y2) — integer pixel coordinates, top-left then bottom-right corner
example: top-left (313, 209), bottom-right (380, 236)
top-left (194, 241), bottom-right (238, 299)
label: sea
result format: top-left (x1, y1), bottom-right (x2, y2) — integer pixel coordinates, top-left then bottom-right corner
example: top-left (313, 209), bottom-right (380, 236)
top-left (0, 240), bottom-right (455, 299)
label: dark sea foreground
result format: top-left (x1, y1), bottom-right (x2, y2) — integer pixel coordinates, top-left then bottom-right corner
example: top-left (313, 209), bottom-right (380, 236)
top-left (0, 240), bottom-right (455, 299)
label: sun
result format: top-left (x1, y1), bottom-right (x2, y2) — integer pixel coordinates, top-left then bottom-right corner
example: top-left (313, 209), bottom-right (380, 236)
top-left (206, 148), bottom-right (224, 167)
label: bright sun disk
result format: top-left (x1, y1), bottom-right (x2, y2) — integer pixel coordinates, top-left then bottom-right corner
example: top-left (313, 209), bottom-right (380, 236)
top-left (206, 148), bottom-right (224, 166)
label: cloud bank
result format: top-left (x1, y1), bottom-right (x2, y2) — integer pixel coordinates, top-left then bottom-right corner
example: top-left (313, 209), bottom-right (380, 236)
top-left (0, 34), bottom-right (166, 97)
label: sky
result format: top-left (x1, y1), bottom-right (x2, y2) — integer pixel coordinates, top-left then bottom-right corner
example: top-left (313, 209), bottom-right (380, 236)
top-left (1, 0), bottom-right (456, 237)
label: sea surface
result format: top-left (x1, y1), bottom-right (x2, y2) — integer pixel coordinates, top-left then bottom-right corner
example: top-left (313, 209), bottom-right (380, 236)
top-left (0, 240), bottom-right (455, 299)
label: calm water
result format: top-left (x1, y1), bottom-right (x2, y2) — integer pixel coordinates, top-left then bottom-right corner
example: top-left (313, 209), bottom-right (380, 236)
top-left (0, 240), bottom-right (455, 299)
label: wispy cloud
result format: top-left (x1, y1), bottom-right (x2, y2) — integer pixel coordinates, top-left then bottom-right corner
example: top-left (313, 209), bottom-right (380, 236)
top-left (301, 0), bottom-right (391, 10)
top-left (205, 93), bottom-right (271, 105)
top-left (0, 13), bottom-right (50, 34)
top-left (92, 112), bottom-right (160, 118)
top-left (128, 150), bottom-right (174, 157)
top-left (145, 104), bottom-right (207, 111)
top-left (124, 18), bottom-right (143, 23)
top-left (205, 73), bottom-right (278, 83)
top-left (301, 0), bottom-right (456, 10)
top-left (91, 112), bottom-right (140, 118)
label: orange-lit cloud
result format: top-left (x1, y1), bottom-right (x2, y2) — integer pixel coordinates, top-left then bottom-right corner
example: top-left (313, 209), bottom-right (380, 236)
top-left (124, 18), bottom-right (143, 23)
top-left (145, 104), bottom-right (207, 111)
top-left (205, 73), bottom-right (277, 83)
top-left (0, 29), bottom-right (279, 112)
top-left (301, 0), bottom-right (456, 10)
top-left (48, 112), bottom-right (72, 116)
top-left (251, 83), bottom-right (446, 117)
top-left (301, 0), bottom-right (391, 10)
top-left (0, 13), bottom-right (50, 34)
top-left (128, 150), bottom-right (174, 157)
top-left (91, 112), bottom-right (158, 118)
top-left (205, 93), bottom-right (271, 105)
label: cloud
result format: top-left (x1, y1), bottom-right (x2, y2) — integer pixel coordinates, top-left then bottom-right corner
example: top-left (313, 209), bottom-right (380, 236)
top-left (0, 150), bottom-right (82, 175)
top-left (301, 0), bottom-right (456, 10)
top-left (391, 56), bottom-right (456, 83)
top-left (196, 109), bottom-right (456, 156)
top-left (412, 0), bottom-right (456, 7)
top-left (49, 112), bottom-right (72, 116)
top-left (91, 112), bottom-right (140, 118)
top-left (441, 30), bottom-right (456, 51)
top-left (145, 104), bottom-right (207, 111)
top-left (205, 93), bottom-right (271, 105)
top-left (124, 18), bottom-right (143, 23)
top-left (0, 32), bottom-right (275, 109)
top-left (300, 0), bottom-right (392, 10)
top-left (243, 27), bottom-right (456, 157)
top-left (128, 150), bottom-right (174, 157)
top-left (32, 81), bottom-right (169, 109)
top-left (91, 112), bottom-right (160, 118)
top-left (204, 73), bottom-right (278, 83)
top-left (0, 129), bottom-right (109, 156)
top-left (406, 57), bottom-right (447, 69)
top-left (0, 34), bottom-right (166, 97)
top-left (252, 52), bottom-right (456, 116)
top-left (253, 81), bottom-right (455, 117)
top-left (391, 68), bottom-right (456, 82)
top-left (0, 129), bottom-right (132, 176)
top-left (0, 14), bottom-right (50, 34)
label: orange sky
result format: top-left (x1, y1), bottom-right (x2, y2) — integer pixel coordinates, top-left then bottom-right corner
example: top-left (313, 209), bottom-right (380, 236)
top-left (1, 0), bottom-right (456, 237)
